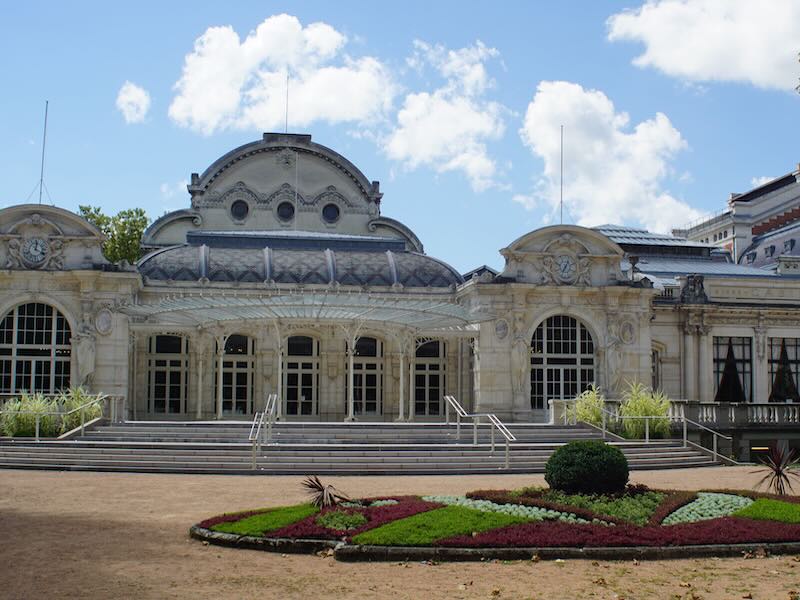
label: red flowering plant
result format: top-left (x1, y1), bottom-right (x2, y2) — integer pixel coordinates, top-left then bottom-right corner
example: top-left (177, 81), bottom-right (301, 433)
top-left (197, 509), bottom-right (271, 530)
top-left (271, 496), bottom-right (441, 541)
top-left (437, 517), bottom-right (800, 548)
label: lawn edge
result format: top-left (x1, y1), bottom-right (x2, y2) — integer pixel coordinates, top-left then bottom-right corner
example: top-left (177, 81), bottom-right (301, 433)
top-left (189, 525), bottom-right (800, 562)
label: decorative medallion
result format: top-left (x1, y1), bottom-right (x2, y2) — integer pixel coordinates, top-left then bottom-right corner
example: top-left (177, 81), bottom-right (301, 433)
top-left (620, 320), bottom-right (636, 345)
top-left (94, 308), bottom-right (114, 336)
top-left (495, 319), bottom-right (509, 340)
top-left (276, 149), bottom-right (296, 170)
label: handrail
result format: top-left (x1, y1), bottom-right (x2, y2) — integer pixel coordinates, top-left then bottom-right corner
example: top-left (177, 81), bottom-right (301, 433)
top-left (249, 393), bottom-right (279, 470)
top-left (443, 395), bottom-right (514, 468)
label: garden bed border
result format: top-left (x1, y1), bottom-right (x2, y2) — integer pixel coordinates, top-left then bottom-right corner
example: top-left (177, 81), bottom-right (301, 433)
top-left (189, 524), bottom-right (800, 562)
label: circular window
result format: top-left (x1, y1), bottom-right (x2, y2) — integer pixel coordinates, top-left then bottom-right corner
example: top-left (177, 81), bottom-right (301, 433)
top-left (322, 203), bottom-right (340, 223)
top-left (230, 200), bottom-right (249, 221)
top-left (277, 201), bottom-right (295, 222)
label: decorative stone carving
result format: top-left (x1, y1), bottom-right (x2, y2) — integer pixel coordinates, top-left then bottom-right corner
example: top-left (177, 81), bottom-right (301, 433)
top-left (94, 308), bottom-right (113, 336)
top-left (619, 319), bottom-right (636, 345)
top-left (754, 314), bottom-right (767, 361)
top-left (510, 313), bottom-right (529, 395)
top-left (602, 318), bottom-right (623, 394)
top-left (74, 332), bottom-right (96, 386)
top-left (311, 185), bottom-right (355, 208)
top-left (494, 319), bottom-right (508, 340)
top-left (680, 275), bottom-right (708, 304)
top-left (6, 237), bottom-right (64, 270)
top-left (276, 149), bottom-right (296, 169)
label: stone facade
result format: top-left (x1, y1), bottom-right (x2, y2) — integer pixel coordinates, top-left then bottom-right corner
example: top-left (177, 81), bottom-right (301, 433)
top-left (2, 135), bottom-right (800, 442)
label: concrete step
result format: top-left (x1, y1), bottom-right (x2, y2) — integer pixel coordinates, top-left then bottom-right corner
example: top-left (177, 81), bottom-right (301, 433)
top-left (0, 420), bottom-right (717, 475)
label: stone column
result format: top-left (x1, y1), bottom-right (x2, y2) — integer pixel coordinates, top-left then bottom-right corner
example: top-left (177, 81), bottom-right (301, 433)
top-left (345, 336), bottom-right (356, 421)
top-left (683, 323), bottom-right (696, 401)
top-left (397, 349), bottom-right (406, 421)
top-left (135, 335), bottom-right (148, 417)
top-left (697, 326), bottom-right (711, 403)
top-left (196, 353), bottom-right (204, 419)
top-left (408, 349), bottom-right (415, 421)
top-left (216, 334), bottom-right (225, 419)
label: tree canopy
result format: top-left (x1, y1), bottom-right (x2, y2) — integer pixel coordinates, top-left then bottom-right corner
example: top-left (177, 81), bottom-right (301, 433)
top-left (78, 205), bottom-right (149, 264)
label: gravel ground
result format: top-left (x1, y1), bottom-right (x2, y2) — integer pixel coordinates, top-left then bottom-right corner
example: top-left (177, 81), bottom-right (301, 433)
top-left (1, 466), bottom-right (800, 600)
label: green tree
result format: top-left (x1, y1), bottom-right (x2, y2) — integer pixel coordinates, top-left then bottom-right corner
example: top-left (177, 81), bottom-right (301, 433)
top-left (79, 205), bottom-right (149, 264)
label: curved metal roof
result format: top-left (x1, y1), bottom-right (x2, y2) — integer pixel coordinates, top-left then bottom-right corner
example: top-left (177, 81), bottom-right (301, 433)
top-left (137, 244), bottom-right (464, 288)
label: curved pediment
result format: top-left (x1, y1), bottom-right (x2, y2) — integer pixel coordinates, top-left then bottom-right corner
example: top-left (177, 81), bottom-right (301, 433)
top-left (499, 225), bottom-right (626, 286)
top-left (0, 204), bottom-right (107, 270)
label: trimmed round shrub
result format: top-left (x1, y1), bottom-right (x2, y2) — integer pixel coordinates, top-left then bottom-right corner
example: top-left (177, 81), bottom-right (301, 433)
top-left (545, 440), bottom-right (629, 494)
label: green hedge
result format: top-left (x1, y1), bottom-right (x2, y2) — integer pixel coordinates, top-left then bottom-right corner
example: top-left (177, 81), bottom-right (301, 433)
top-left (545, 440), bottom-right (629, 494)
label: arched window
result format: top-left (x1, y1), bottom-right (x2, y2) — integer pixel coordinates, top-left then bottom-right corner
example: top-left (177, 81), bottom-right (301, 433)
top-left (215, 335), bottom-right (255, 415)
top-left (147, 335), bottom-right (189, 414)
top-left (530, 316), bottom-right (595, 411)
top-left (346, 337), bottom-right (383, 415)
top-left (0, 303), bottom-right (71, 394)
top-left (415, 340), bottom-right (446, 417)
top-left (285, 336), bottom-right (319, 416)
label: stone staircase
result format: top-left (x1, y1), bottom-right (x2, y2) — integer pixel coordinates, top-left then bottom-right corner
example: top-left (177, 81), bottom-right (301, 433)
top-left (0, 421), bottom-right (719, 475)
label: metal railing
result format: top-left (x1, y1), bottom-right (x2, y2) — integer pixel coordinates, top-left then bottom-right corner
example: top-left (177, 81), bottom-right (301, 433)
top-left (681, 416), bottom-right (736, 464)
top-left (249, 393), bottom-right (279, 469)
top-left (443, 395), bottom-right (516, 468)
top-left (0, 394), bottom-right (122, 441)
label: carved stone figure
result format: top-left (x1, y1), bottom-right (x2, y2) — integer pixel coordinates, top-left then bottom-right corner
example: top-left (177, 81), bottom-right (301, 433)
top-left (680, 274), bottom-right (708, 304)
top-left (74, 332), bottom-right (96, 386)
top-left (602, 319), bottom-right (623, 394)
top-left (510, 313), bottom-right (530, 395)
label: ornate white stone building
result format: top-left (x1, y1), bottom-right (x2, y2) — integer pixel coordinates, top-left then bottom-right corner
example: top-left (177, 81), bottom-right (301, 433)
top-left (2, 134), bottom-right (800, 457)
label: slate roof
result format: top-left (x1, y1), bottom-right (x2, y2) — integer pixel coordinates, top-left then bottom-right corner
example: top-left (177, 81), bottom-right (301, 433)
top-left (593, 224), bottom-right (712, 249)
top-left (138, 244), bottom-right (464, 288)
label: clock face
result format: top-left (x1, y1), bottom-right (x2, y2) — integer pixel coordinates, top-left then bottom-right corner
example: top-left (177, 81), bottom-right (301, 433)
top-left (22, 237), bottom-right (48, 265)
top-left (555, 254), bottom-right (577, 282)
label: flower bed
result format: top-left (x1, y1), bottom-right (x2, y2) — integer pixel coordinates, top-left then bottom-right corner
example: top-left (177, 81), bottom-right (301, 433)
top-left (421, 495), bottom-right (605, 524)
top-left (437, 516), bottom-right (800, 548)
top-left (270, 496), bottom-right (439, 540)
top-left (661, 493), bottom-right (753, 525)
top-left (468, 486), bottom-right (665, 525)
top-left (192, 488), bottom-right (800, 560)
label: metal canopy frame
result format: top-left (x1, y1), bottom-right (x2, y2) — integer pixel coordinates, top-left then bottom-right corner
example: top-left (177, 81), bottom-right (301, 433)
top-left (122, 292), bottom-right (490, 334)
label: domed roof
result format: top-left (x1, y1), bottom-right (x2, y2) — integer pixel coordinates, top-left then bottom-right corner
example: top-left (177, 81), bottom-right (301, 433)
top-left (138, 244), bottom-right (463, 288)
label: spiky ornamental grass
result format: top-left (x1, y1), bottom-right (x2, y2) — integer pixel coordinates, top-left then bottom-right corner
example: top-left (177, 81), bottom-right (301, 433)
top-left (752, 446), bottom-right (800, 496)
top-left (301, 475), bottom-right (350, 509)
top-left (569, 384), bottom-right (605, 428)
top-left (618, 382), bottom-right (671, 440)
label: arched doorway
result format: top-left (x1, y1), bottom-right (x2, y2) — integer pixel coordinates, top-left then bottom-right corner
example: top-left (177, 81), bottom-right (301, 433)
top-left (0, 302), bottom-right (72, 394)
top-left (346, 337), bottom-right (383, 416)
top-left (415, 340), bottom-right (446, 417)
top-left (147, 334), bottom-right (189, 414)
top-left (530, 315), bottom-right (595, 418)
top-left (284, 335), bottom-right (319, 416)
top-left (216, 334), bottom-right (254, 415)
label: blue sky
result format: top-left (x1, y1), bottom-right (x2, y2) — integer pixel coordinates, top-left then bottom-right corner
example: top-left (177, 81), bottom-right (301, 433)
top-left (2, 1), bottom-right (799, 272)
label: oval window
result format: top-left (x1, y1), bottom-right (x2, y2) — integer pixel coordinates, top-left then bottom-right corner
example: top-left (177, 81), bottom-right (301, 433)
top-left (230, 200), bottom-right (249, 221)
top-left (322, 203), bottom-right (340, 223)
top-left (277, 201), bottom-right (295, 222)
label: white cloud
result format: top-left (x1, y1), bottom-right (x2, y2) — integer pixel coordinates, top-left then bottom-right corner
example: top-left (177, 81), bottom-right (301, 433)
top-left (116, 81), bottom-right (151, 124)
top-left (750, 176), bottom-right (775, 188)
top-left (168, 14), bottom-right (396, 134)
top-left (518, 80), bottom-right (701, 233)
top-left (607, 0), bottom-right (800, 91)
top-left (383, 40), bottom-right (506, 192)
top-left (160, 179), bottom-right (189, 199)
